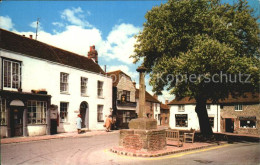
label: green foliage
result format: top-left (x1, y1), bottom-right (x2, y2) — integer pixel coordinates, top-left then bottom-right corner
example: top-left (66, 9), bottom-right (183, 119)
top-left (132, 0), bottom-right (260, 101)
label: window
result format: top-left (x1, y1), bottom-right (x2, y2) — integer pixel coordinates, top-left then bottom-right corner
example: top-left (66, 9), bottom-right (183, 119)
top-left (240, 117), bottom-right (256, 128)
top-left (235, 104), bottom-right (243, 111)
top-left (3, 59), bottom-right (21, 89)
top-left (123, 111), bottom-right (131, 123)
top-left (60, 102), bottom-right (68, 122)
top-left (0, 98), bottom-right (7, 125)
top-left (97, 81), bottom-right (103, 97)
top-left (60, 72), bottom-right (69, 93)
top-left (178, 105), bottom-right (185, 112)
top-left (81, 77), bottom-right (88, 96)
top-left (97, 105), bottom-right (103, 122)
top-left (175, 114), bottom-right (188, 127)
top-left (206, 105), bottom-right (211, 110)
top-left (123, 90), bottom-right (130, 102)
top-left (209, 117), bottom-right (214, 128)
top-left (27, 101), bottom-right (47, 124)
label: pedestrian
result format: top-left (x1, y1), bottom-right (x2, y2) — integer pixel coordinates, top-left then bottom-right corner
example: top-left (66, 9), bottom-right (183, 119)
top-left (104, 115), bottom-right (113, 132)
top-left (77, 114), bottom-right (82, 134)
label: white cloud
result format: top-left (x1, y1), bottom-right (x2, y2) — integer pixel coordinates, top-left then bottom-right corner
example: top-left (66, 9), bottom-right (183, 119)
top-left (99, 23), bottom-right (141, 64)
top-left (61, 7), bottom-right (92, 28)
top-left (30, 21), bottom-right (43, 31)
top-left (52, 22), bottom-right (64, 28)
top-left (107, 65), bottom-right (139, 81)
top-left (0, 16), bottom-right (15, 31)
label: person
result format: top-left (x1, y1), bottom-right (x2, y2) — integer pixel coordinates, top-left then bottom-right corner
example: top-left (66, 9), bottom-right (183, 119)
top-left (76, 114), bottom-right (82, 134)
top-left (104, 115), bottom-right (113, 132)
top-left (50, 105), bottom-right (59, 135)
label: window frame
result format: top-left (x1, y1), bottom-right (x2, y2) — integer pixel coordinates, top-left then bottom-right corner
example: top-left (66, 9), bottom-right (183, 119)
top-left (97, 81), bottom-right (104, 98)
top-left (0, 98), bottom-right (7, 125)
top-left (81, 77), bottom-right (88, 96)
top-left (60, 102), bottom-right (69, 123)
top-left (60, 72), bottom-right (69, 93)
top-left (206, 104), bottom-right (211, 110)
top-left (2, 58), bottom-right (21, 90)
top-left (178, 105), bottom-right (185, 112)
top-left (97, 105), bottom-right (104, 122)
top-left (27, 100), bottom-right (47, 125)
top-left (175, 114), bottom-right (188, 127)
top-left (123, 90), bottom-right (130, 102)
top-left (240, 119), bottom-right (256, 128)
top-left (235, 104), bottom-right (243, 111)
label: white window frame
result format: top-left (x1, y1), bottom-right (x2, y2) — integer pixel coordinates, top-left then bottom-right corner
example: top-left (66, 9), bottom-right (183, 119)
top-left (123, 90), bottom-right (130, 102)
top-left (178, 105), bottom-right (185, 112)
top-left (3, 59), bottom-right (21, 90)
top-left (81, 77), bottom-right (88, 96)
top-left (60, 72), bottom-right (69, 93)
top-left (97, 105), bottom-right (104, 122)
top-left (27, 101), bottom-right (47, 124)
top-left (0, 98), bottom-right (7, 125)
top-left (235, 104), bottom-right (243, 111)
top-left (97, 81), bottom-right (103, 98)
top-left (60, 102), bottom-right (68, 122)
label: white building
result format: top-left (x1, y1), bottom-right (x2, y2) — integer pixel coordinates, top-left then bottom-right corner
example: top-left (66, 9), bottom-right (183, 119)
top-left (0, 29), bottom-right (112, 137)
top-left (168, 97), bottom-right (221, 132)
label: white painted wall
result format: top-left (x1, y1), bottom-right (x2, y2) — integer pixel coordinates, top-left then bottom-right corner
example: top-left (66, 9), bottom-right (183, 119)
top-left (1, 49), bottom-right (112, 133)
top-left (169, 104), bottom-right (221, 132)
top-left (154, 103), bottom-right (161, 125)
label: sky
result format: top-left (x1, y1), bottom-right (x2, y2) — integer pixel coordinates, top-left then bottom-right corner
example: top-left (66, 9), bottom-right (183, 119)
top-left (0, 0), bottom-right (259, 103)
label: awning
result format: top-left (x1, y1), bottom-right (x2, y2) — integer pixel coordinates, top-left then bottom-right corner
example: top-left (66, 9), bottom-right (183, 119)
top-left (10, 100), bottom-right (25, 106)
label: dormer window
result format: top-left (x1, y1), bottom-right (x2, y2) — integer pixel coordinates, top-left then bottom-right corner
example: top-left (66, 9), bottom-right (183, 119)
top-left (3, 59), bottom-right (21, 90)
top-left (178, 105), bottom-right (185, 112)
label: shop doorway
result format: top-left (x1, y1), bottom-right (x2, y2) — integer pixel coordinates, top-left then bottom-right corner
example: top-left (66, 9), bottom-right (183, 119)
top-left (225, 118), bottom-right (234, 133)
top-left (80, 101), bottom-right (89, 129)
top-left (10, 107), bottom-right (24, 137)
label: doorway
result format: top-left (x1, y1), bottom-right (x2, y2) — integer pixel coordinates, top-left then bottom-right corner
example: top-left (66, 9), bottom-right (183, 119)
top-left (80, 101), bottom-right (89, 129)
top-left (225, 118), bottom-right (234, 133)
top-left (10, 107), bottom-right (24, 137)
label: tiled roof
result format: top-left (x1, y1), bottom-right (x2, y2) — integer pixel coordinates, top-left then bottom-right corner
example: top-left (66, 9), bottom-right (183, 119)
top-left (106, 70), bottom-right (132, 87)
top-left (160, 103), bottom-right (169, 110)
top-left (135, 89), bottom-right (160, 103)
top-left (168, 93), bottom-right (260, 105)
top-left (0, 28), bottom-right (105, 74)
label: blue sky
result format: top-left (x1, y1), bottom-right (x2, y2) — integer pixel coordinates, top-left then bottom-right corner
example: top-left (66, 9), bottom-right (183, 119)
top-left (0, 0), bottom-right (259, 103)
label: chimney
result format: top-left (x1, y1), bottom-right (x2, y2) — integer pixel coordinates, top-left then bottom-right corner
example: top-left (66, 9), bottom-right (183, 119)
top-left (165, 100), bottom-right (169, 104)
top-left (22, 35), bottom-right (25, 37)
top-left (29, 35), bottom-right (33, 39)
top-left (153, 94), bottom-right (158, 99)
top-left (88, 45), bottom-right (98, 63)
top-left (133, 81), bottom-right (136, 88)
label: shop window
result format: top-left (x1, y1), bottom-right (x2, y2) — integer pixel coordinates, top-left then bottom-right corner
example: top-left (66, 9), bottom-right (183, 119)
top-left (178, 105), bottom-right (185, 112)
top-left (60, 72), bottom-right (69, 93)
top-left (235, 104), bottom-right (243, 111)
top-left (97, 81), bottom-right (103, 98)
top-left (175, 114), bottom-right (188, 127)
top-left (3, 59), bottom-right (21, 89)
top-left (27, 101), bottom-right (47, 124)
top-left (123, 111), bottom-right (131, 123)
top-left (240, 119), bottom-right (256, 128)
top-left (60, 102), bottom-right (68, 122)
top-left (97, 105), bottom-right (104, 122)
top-left (81, 77), bottom-right (88, 96)
top-left (0, 98), bottom-right (7, 125)
top-left (209, 117), bottom-right (214, 128)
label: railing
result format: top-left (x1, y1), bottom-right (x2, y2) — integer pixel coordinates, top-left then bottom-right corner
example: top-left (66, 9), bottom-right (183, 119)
top-left (117, 100), bottom-right (137, 107)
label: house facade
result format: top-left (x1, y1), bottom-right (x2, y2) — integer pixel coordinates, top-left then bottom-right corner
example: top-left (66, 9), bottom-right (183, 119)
top-left (220, 93), bottom-right (260, 135)
top-left (135, 89), bottom-right (161, 125)
top-left (0, 29), bottom-right (112, 137)
top-left (106, 70), bottom-right (137, 129)
top-left (168, 98), bottom-right (221, 132)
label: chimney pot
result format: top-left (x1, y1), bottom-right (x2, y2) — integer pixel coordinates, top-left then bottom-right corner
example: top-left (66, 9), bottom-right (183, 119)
top-left (133, 81), bottom-right (136, 88)
top-left (29, 35), bottom-right (33, 39)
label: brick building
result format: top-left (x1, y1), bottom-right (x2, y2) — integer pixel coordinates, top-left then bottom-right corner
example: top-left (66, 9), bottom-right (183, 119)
top-left (220, 93), bottom-right (260, 135)
top-left (160, 101), bottom-right (170, 126)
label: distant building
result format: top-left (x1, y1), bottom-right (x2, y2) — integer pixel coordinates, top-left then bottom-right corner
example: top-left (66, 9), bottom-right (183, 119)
top-left (0, 29), bottom-right (112, 137)
top-left (160, 100), bottom-right (170, 126)
top-left (106, 70), bottom-right (137, 129)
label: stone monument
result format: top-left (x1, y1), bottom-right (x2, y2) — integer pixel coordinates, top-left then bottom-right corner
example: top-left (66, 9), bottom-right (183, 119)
top-left (119, 66), bottom-right (166, 152)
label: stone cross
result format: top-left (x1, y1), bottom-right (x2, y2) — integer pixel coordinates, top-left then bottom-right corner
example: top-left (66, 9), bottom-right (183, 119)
top-left (136, 66), bottom-right (146, 118)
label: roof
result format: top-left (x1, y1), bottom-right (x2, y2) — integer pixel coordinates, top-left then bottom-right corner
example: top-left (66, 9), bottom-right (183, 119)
top-left (106, 70), bottom-right (132, 87)
top-left (135, 89), bottom-right (160, 103)
top-left (160, 103), bottom-right (169, 110)
top-left (0, 28), bottom-right (105, 74)
top-left (168, 93), bottom-right (260, 105)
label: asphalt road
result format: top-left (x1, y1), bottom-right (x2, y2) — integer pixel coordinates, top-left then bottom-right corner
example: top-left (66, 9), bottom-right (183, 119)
top-left (1, 133), bottom-right (260, 165)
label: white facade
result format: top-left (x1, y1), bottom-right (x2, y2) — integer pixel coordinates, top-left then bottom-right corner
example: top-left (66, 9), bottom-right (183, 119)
top-left (154, 103), bottom-right (161, 125)
top-left (0, 49), bottom-right (112, 134)
top-left (169, 104), bottom-right (221, 132)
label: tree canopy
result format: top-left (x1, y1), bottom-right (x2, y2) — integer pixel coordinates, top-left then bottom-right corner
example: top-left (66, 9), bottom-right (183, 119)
top-left (133, 0), bottom-right (259, 102)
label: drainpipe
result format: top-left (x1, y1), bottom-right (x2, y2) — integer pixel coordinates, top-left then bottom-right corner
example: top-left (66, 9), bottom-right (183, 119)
top-left (217, 104), bottom-right (219, 132)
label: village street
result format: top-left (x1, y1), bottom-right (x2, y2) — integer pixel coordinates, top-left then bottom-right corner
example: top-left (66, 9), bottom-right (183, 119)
top-left (1, 133), bottom-right (260, 165)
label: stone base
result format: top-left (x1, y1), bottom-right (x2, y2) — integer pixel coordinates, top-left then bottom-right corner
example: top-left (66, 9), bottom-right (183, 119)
top-left (119, 129), bottom-right (166, 151)
top-left (128, 118), bottom-right (157, 130)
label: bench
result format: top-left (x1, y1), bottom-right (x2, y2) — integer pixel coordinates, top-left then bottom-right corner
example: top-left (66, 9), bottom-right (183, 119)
top-left (166, 130), bottom-right (183, 147)
top-left (183, 129), bottom-right (195, 143)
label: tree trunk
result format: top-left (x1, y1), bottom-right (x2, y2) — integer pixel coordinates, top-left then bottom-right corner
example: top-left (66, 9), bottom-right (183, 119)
top-left (195, 98), bottom-right (213, 136)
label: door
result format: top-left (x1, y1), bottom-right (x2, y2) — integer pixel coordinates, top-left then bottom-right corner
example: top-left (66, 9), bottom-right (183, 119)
top-left (10, 108), bottom-right (23, 137)
top-left (225, 118), bottom-right (234, 133)
top-left (80, 102), bottom-right (89, 129)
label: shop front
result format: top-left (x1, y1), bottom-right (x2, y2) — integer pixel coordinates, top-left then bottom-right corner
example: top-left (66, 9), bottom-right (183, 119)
top-left (0, 90), bottom-right (51, 137)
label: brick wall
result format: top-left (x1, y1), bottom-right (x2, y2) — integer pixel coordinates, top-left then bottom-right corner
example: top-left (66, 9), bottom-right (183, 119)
top-left (119, 129), bottom-right (166, 151)
top-left (221, 104), bottom-right (260, 135)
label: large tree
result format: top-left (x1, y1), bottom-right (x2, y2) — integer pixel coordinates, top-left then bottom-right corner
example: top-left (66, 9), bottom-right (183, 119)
top-left (132, 0), bottom-right (260, 135)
